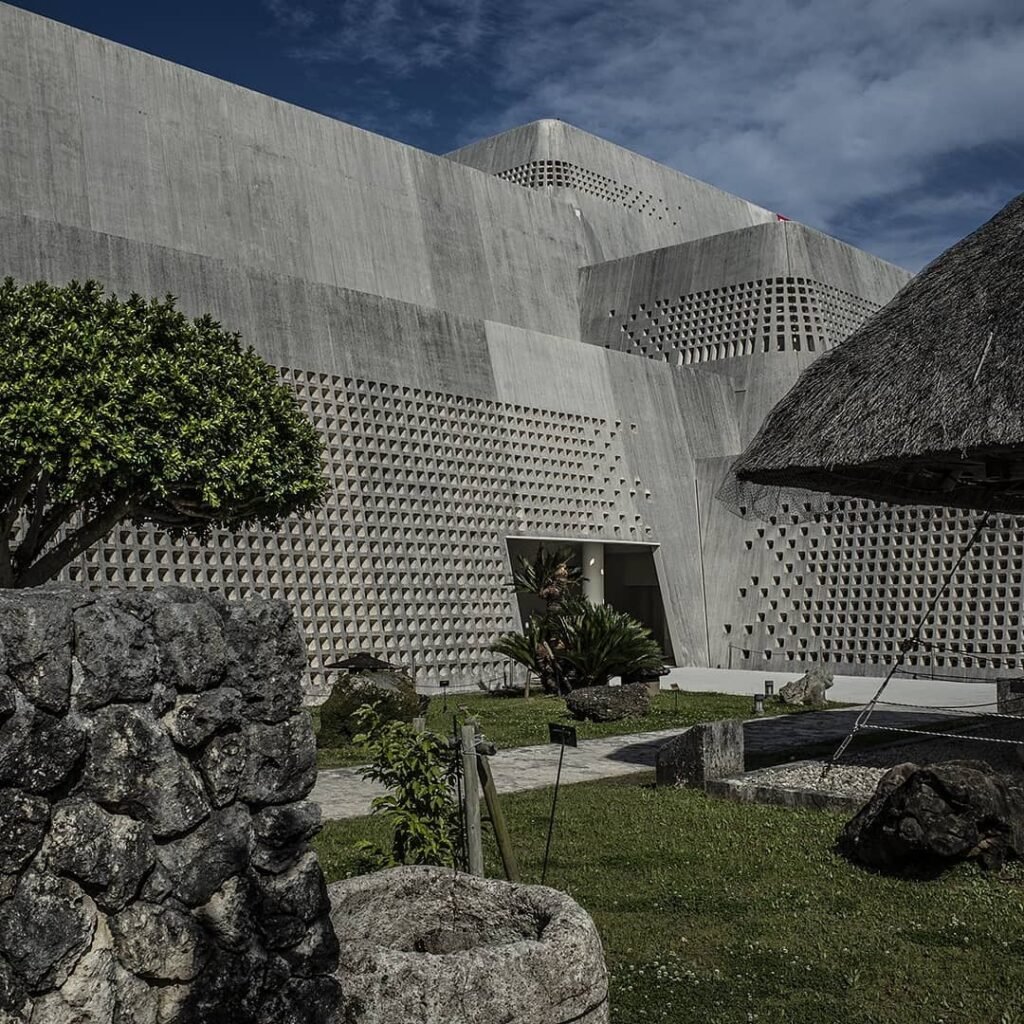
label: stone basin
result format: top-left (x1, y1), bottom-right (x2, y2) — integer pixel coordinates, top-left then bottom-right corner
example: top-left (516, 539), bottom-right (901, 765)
top-left (328, 865), bottom-right (609, 1023)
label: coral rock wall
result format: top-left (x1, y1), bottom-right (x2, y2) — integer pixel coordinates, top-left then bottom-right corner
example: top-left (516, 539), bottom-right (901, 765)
top-left (0, 586), bottom-right (339, 1024)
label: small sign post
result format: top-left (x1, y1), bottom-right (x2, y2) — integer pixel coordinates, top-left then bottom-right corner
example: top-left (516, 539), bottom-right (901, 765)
top-left (542, 723), bottom-right (577, 884)
top-left (439, 678), bottom-right (450, 713)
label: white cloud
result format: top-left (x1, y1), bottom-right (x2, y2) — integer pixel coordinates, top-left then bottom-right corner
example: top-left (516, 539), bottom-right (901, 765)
top-left (283, 0), bottom-right (490, 75)
top-left (474, 0), bottom-right (1024, 268)
top-left (262, 0), bottom-right (317, 32)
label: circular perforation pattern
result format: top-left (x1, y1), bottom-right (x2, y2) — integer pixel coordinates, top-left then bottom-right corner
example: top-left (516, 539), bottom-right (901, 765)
top-left (612, 277), bottom-right (882, 364)
top-left (495, 159), bottom-right (681, 225)
top-left (61, 370), bottom-right (654, 695)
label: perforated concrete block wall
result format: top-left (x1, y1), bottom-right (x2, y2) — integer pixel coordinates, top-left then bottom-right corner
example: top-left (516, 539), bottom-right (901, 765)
top-left (729, 501), bottom-right (1024, 676)
top-left (496, 159), bottom-right (686, 226)
top-left (607, 275), bottom-right (881, 365)
top-left (63, 371), bottom-right (652, 699)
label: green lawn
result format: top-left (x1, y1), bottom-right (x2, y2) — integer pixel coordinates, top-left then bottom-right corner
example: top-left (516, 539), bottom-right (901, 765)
top-left (316, 689), bottom-right (842, 768)
top-left (315, 775), bottom-right (1024, 1024)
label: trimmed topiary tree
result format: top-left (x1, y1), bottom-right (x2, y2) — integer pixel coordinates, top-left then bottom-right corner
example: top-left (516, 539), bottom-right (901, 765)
top-left (0, 278), bottom-right (326, 586)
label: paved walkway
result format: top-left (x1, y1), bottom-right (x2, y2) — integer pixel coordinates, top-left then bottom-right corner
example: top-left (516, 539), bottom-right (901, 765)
top-left (661, 666), bottom-right (995, 709)
top-left (311, 704), bottom-right (963, 821)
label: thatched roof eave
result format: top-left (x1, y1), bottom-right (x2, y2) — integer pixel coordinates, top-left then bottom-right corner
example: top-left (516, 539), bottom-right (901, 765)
top-left (726, 191), bottom-right (1024, 514)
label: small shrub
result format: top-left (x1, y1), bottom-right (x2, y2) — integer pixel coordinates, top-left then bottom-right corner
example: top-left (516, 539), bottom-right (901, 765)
top-left (317, 667), bottom-right (420, 749)
top-left (352, 703), bottom-right (461, 869)
top-left (558, 602), bottom-right (664, 689)
top-left (492, 595), bottom-right (664, 693)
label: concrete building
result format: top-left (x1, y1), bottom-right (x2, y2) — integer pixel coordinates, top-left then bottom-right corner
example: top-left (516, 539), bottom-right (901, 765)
top-left (1, 2), bottom-right (1017, 696)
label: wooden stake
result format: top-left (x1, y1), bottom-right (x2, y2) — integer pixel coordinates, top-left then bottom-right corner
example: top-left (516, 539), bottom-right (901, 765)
top-left (461, 724), bottom-right (484, 876)
top-left (477, 753), bottom-right (520, 882)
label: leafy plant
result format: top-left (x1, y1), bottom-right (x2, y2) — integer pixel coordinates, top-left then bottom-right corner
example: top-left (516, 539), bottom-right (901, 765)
top-left (352, 702), bottom-right (461, 869)
top-left (490, 614), bottom-right (564, 693)
top-left (317, 668), bottom-right (421, 749)
top-left (0, 278), bottom-right (325, 586)
top-left (511, 544), bottom-right (584, 610)
top-left (492, 589), bottom-right (664, 692)
top-left (556, 601), bottom-right (664, 688)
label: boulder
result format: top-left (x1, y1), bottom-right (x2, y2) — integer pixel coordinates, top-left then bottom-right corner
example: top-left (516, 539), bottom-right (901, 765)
top-left (0, 871), bottom-right (95, 992)
top-left (71, 601), bottom-right (159, 710)
top-left (0, 588), bottom-right (76, 714)
top-left (317, 663), bottom-right (420, 748)
top-left (164, 688), bottom-right (244, 750)
top-left (328, 865), bottom-right (609, 1023)
top-left (79, 704), bottom-right (210, 838)
top-left (255, 851), bottom-right (332, 950)
top-left (195, 876), bottom-right (255, 951)
top-left (565, 682), bottom-right (650, 722)
top-left (0, 586), bottom-right (338, 1022)
top-left (223, 600), bottom-right (305, 723)
top-left (252, 801), bottom-right (323, 873)
top-left (154, 803), bottom-right (254, 908)
top-left (110, 902), bottom-right (209, 982)
top-left (778, 666), bottom-right (833, 707)
top-left (241, 713), bottom-right (318, 807)
top-left (838, 760), bottom-right (1024, 874)
top-left (198, 730), bottom-right (248, 808)
top-left (0, 693), bottom-right (87, 795)
top-left (150, 594), bottom-right (230, 694)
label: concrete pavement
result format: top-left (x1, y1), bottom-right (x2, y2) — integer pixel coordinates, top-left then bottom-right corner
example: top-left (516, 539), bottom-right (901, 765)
top-left (660, 666), bottom-right (996, 710)
top-left (311, 700), bottom-right (967, 821)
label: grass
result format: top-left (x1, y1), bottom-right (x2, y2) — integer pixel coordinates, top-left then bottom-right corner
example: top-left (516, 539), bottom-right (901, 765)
top-left (315, 775), bottom-right (1024, 1024)
top-left (315, 689), bottom-right (844, 768)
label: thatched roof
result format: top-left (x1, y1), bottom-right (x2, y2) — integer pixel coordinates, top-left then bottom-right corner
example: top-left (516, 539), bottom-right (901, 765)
top-left (730, 192), bottom-right (1024, 514)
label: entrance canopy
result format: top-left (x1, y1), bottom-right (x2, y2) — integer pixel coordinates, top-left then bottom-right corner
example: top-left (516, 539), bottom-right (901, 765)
top-left (727, 193), bottom-right (1024, 515)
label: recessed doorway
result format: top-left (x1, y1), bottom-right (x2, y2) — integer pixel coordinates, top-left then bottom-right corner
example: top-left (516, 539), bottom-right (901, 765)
top-left (504, 537), bottom-right (674, 663)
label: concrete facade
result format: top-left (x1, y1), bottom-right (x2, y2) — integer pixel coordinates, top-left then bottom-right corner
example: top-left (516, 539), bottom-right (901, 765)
top-left (2, 2), bottom-right (1019, 696)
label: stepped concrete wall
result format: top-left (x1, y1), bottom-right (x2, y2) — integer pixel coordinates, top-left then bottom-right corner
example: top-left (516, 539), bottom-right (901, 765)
top-left (1, 2), bottom-right (1019, 687)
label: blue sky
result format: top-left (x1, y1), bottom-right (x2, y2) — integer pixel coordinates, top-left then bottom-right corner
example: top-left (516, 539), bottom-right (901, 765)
top-left (9, 0), bottom-right (1024, 270)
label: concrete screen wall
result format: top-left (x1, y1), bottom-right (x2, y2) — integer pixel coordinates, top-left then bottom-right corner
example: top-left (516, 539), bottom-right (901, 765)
top-left (2, 1), bottom-right (1020, 694)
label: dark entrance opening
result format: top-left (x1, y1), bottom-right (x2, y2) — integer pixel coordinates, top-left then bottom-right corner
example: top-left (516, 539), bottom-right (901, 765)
top-left (504, 538), bottom-right (674, 664)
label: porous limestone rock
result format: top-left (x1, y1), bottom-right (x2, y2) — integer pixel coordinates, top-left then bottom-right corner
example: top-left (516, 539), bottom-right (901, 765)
top-left (0, 586), bottom-right (339, 1023)
top-left (328, 865), bottom-right (610, 1023)
top-left (44, 800), bottom-right (154, 912)
top-left (0, 790), bottom-right (49, 874)
top-left (655, 719), bottom-right (744, 788)
top-left (839, 759), bottom-right (1024, 874)
top-left (778, 665), bottom-right (833, 707)
top-left (565, 682), bottom-right (650, 723)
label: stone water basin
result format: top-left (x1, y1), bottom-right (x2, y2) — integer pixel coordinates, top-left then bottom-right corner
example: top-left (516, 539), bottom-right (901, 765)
top-left (328, 865), bottom-right (609, 1023)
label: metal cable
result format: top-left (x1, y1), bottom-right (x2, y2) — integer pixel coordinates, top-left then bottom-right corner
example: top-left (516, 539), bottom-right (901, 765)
top-left (823, 511), bottom-right (994, 772)
top-left (858, 724), bottom-right (1024, 747)
top-left (870, 699), bottom-right (1024, 719)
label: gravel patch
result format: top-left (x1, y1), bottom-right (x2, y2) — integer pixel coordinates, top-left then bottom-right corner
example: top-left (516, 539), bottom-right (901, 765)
top-left (725, 715), bottom-right (1024, 806)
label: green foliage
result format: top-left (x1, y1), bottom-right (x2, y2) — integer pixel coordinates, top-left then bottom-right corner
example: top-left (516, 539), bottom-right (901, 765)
top-left (317, 669), bottom-right (420, 749)
top-left (493, 587), bottom-right (664, 692)
top-left (0, 278), bottom-right (326, 586)
top-left (351, 703), bottom-right (461, 869)
top-left (317, 776), bottom-right (1024, 1024)
top-left (511, 544), bottom-right (583, 609)
top-left (489, 614), bottom-right (554, 686)
top-left (315, 689), bottom-right (842, 768)
top-left (555, 601), bottom-right (664, 688)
